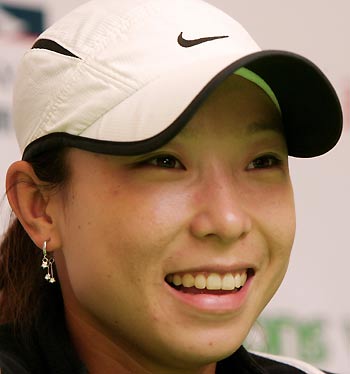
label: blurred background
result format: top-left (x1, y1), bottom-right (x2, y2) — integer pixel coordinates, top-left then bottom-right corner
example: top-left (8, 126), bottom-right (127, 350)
top-left (0, 1), bottom-right (349, 372)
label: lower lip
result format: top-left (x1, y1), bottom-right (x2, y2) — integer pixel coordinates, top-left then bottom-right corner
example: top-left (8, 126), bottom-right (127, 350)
top-left (166, 276), bottom-right (253, 314)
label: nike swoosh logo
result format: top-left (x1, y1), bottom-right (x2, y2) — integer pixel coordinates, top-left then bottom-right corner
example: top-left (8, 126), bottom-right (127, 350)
top-left (177, 32), bottom-right (228, 48)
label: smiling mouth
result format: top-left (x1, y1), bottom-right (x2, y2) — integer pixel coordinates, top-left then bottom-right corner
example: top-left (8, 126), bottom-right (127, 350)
top-left (165, 269), bottom-right (254, 295)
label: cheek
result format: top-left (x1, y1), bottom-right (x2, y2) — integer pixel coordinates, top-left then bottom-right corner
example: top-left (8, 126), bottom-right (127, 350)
top-left (55, 186), bottom-right (194, 343)
top-left (245, 181), bottom-right (296, 265)
top-left (245, 187), bottom-right (295, 316)
top-left (109, 184), bottom-right (191, 245)
top-left (269, 189), bottom-right (296, 256)
top-left (251, 180), bottom-right (295, 234)
top-left (58, 184), bottom-right (190, 288)
top-left (259, 187), bottom-right (296, 290)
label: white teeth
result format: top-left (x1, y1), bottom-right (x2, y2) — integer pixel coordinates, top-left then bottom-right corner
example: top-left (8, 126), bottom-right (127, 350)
top-left (167, 271), bottom-right (248, 291)
top-left (241, 272), bottom-right (247, 285)
top-left (182, 274), bottom-right (195, 288)
top-left (222, 273), bottom-right (235, 290)
top-left (173, 274), bottom-right (182, 286)
top-left (235, 273), bottom-right (242, 288)
top-left (206, 273), bottom-right (221, 290)
top-left (194, 274), bottom-right (206, 289)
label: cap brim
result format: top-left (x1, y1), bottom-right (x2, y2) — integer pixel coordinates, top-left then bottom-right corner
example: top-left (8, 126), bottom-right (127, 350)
top-left (245, 51), bottom-right (343, 157)
top-left (23, 50), bottom-right (342, 160)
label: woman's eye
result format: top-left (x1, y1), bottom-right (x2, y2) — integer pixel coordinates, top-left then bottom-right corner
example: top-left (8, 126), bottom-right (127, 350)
top-left (247, 155), bottom-right (282, 170)
top-left (146, 155), bottom-right (184, 169)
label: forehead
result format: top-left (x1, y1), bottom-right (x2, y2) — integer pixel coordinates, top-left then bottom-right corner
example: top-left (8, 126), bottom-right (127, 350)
top-left (176, 74), bottom-right (284, 141)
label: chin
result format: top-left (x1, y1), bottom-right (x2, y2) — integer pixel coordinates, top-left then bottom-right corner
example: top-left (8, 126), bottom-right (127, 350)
top-left (164, 328), bottom-right (246, 366)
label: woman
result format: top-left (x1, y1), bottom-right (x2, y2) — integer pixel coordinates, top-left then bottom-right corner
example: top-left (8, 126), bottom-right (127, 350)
top-left (0, 0), bottom-right (342, 373)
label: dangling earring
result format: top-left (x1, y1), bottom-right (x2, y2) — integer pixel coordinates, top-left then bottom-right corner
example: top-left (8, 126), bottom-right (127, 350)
top-left (41, 240), bottom-right (56, 283)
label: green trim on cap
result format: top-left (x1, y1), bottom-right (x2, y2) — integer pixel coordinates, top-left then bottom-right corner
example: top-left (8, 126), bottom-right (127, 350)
top-left (234, 67), bottom-right (281, 113)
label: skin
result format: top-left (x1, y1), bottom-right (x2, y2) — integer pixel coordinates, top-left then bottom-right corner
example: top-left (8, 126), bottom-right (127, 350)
top-left (7, 75), bottom-right (295, 373)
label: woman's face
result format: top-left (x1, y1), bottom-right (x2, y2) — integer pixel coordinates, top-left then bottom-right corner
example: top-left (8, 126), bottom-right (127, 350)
top-left (53, 75), bottom-right (295, 372)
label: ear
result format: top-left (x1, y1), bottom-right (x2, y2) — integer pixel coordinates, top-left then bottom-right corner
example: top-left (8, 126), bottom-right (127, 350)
top-left (6, 161), bottom-right (61, 252)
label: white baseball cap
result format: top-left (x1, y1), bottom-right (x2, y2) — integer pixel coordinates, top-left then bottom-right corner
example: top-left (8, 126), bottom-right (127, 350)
top-left (13, 0), bottom-right (342, 160)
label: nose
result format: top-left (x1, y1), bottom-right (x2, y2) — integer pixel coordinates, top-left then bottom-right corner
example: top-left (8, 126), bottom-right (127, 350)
top-left (190, 170), bottom-right (252, 244)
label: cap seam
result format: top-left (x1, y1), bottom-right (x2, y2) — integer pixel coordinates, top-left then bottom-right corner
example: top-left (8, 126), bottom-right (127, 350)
top-left (27, 55), bottom-right (154, 144)
top-left (25, 56), bottom-right (85, 146)
top-left (41, 0), bottom-right (160, 62)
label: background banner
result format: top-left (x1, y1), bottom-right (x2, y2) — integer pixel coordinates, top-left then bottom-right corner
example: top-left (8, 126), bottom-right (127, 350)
top-left (0, 1), bottom-right (349, 372)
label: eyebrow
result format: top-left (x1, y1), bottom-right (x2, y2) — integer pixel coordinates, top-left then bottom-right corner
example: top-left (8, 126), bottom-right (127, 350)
top-left (245, 120), bottom-right (284, 135)
top-left (177, 120), bottom-right (284, 141)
